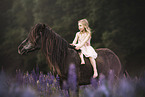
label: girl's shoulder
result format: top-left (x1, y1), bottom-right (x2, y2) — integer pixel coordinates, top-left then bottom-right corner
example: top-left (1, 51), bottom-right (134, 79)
top-left (76, 32), bottom-right (80, 36)
top-left (76, 31), bottom-right (80, 34)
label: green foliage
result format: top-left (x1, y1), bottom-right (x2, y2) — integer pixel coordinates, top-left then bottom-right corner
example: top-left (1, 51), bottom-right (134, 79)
top-left (0, 0), bottom-right (145, 75)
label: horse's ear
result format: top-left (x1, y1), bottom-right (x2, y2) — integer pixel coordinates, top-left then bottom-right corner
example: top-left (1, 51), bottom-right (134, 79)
top-left (42, 24), bottom-right (46, 29)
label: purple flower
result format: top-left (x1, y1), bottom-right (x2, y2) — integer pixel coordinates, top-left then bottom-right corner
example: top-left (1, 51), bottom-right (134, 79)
top-left (116, 78), bottom-right (135, 97)
top-left (68, 63), bottom-right (77, 91)
top-left (36, 64), bottom-right (39, 80)
top-left (31, 68), bottom-right (37, 83)
top-left (39, 72), bottom-right (44, 84)
top-left (24, 71), bottom-right (29, 85)
top-left (108, 70), bottom-right (114, 90)
top-left (91, 78), bottom-right (98, 89)
top-left (98, 73), bottom-right (106, 85)
top-left (16, 69), bottom-right (23, 84)
top-left (55, 74), bottom-right (60, 88)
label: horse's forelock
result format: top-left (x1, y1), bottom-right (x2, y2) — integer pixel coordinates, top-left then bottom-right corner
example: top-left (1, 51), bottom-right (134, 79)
top-left (28, 23), bottom-right (45, 44)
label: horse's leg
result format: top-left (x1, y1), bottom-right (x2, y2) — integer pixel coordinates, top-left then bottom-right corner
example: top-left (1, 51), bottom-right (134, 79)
top-left (61, 81), bottom-right (79, 97)
top-left (60, 80), bottom-right (79, 97)
top-left (68, 83), bottom-right (79, 97)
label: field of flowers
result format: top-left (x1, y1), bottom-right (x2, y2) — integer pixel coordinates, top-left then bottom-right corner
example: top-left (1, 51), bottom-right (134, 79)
top-left (0, 66), bottom-right (145, 97)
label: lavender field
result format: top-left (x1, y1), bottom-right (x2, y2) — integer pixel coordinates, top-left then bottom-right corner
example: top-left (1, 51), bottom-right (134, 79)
top-left (0, 66), bottom-right (145, 97)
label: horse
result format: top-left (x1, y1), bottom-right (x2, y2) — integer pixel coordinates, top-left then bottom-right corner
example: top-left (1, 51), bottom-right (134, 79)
top-left (18, 23), bottom-right (122, 96)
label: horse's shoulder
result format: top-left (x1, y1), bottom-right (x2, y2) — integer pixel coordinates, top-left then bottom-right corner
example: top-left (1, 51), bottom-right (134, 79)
top-left (68, 47), bottom-right (78, 55)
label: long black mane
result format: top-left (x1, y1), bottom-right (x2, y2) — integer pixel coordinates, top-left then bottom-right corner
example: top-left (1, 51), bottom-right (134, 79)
top-left (28, 23), bottom-right (69, 71)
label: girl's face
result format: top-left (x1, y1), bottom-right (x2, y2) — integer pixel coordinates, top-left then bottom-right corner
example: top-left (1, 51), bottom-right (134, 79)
top-left (78, 22), bottom-right (85, 32)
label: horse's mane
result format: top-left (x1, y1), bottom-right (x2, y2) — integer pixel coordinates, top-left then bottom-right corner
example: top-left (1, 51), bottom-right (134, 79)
top-left (28, 23), bottom-right (69, 71)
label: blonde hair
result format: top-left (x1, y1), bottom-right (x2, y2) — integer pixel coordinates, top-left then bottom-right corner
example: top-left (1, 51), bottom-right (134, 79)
top-left (78, 19), bottom-right (91, 33)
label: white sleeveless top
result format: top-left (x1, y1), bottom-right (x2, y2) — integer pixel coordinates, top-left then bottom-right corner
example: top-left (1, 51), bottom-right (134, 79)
top-left (72, 32), bottom-right (97, 59)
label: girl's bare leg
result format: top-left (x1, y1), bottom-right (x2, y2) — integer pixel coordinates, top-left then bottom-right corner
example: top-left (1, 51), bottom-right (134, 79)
top-left (89, 57), bottom-right (98, 78)
top-left (79, 53), bottom-right (85, 64)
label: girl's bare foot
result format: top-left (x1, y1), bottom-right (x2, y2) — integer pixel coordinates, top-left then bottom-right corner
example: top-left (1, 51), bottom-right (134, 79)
top-left (93, 73), bottom-right (98, 78)
top-left (81, 62), bottom-right (85, 64)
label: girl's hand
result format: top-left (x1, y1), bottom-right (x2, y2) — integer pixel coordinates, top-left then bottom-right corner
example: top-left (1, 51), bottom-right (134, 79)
top-left (70, 44), bottom-right (74, 46)
top-left (75, 46), bottom-right (80, 50)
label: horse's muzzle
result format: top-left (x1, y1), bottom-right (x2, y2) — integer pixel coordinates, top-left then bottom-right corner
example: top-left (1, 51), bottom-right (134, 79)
top-left (18, 38), bottom-right (28, 55)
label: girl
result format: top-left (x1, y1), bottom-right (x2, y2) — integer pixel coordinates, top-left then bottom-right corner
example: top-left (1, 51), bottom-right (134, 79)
top-left (71, 19), bottom-right (98, 78)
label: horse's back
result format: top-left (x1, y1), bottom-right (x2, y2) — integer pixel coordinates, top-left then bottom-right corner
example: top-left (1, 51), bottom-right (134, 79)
top-left (96, 48), bottom-right (122, 78)
top-left (67, 47), bottom-right (122, 85)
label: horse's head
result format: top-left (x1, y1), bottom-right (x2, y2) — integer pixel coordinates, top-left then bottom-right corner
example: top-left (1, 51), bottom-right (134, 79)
top-left (18, 23), bottom-right (46, 55)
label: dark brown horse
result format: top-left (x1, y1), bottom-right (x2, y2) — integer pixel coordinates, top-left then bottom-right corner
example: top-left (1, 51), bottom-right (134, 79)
top-left (18, 23), bottom-right (121, 95)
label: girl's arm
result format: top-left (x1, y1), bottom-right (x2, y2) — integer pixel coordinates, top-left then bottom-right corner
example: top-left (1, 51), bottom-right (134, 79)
top-left (77, 33), bottom-right (91, 49)
top-left (72, 32), bottom-right (79, 45)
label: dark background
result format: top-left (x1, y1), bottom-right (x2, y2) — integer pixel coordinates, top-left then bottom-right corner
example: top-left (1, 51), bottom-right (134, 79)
top-left (0, 0), bottom-right (145, 77)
